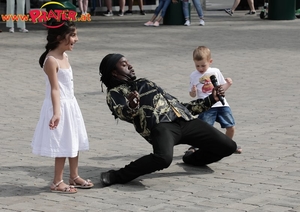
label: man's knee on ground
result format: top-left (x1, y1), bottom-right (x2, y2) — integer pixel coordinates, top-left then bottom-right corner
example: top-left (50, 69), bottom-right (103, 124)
top-left (182, 152), bottom-right (194, 164)
top-left (153, 154), bottom-right (173, 170)
top-left (224, 141), bottom-right (237, 156)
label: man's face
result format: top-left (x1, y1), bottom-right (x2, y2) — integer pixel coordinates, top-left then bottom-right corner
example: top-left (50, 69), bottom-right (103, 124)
top-left (113, 57), bottom-right (136, 81)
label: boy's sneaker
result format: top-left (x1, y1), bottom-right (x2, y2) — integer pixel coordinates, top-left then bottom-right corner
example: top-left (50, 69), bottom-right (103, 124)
top-left (153, 21), bottom-right (160, 27)
top-left (144, 21), bottom-right (154, 26)
top-left (245, 11), bottom-right (256, 15)
top-left (103, 10), bottom-right (113, 16)
top-left (140, 10), bottom-right (146, 15)
top-left (199, 19), bottom-right (205, 26)
top-left (118, 10), bottom-right (124, 16)
top-left (224, 8), bottom-right (233, 16)
top-left (9, 28), bottom-right (14, 33)
top-left (184, 20), bottom-right (190, 26)
top-left (124, 10), bottom-right (133, 15)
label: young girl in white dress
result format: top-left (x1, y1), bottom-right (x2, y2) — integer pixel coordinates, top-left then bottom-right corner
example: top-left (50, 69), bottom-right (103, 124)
top-left (32, 21), bottom-right (93, 193)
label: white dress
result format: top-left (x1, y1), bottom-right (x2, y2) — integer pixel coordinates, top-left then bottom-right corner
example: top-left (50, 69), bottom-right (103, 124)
top-left (31, 56), bottom-right (89, 158)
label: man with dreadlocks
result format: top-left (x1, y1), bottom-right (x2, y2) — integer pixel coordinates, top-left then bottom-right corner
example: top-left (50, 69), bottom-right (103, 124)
top-left (99, 53), bottom-right (240, 186)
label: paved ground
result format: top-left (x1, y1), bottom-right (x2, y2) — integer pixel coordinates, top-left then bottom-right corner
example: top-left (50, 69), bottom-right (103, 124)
top-left (1, 1), bottom-right (300, 211)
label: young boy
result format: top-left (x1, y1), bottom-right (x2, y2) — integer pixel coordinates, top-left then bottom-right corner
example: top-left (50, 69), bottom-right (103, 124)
top-left (186, 46), bottom-right (241, 154)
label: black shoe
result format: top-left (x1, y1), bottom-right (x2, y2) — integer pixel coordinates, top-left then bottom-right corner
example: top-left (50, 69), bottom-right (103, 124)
top-left (103, 10), bottom-right (113, 16)
top-left (245, 11), bottom-right (256, 15)
top-left (118, 10), bottom-right (124, 16)
top-left (124, 10), bottom-right (133, 15)
top-left (224, 8), bottom-right (233, 16)
top-left (100, 170), bottom-right (116, 186)
top-left (140, 10), bottom-right (146, 15)
top-left (183, 146), bottom-right (198, 158)
top-left (182, 147), bottom-right (198, 163)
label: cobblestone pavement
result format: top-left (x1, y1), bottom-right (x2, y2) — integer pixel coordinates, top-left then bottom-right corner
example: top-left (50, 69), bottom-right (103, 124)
top-left (0, 4), bottom-right (300, 212)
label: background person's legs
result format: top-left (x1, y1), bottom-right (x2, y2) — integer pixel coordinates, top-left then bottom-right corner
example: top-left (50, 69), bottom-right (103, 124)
top-left (83, 0), bottom-right (89, 14)
top-left (192, 0), bottom-right (205, 25)
top-left (118, 0), bottom-right (125, 15)
top-left (78, 0), bottom-right (84, 13)
top-left (6, 0), bottom-right (15, 30)
top-left (182, 0), bottom-right (190, 25)
top-left (103, 0), bottom-right (113, 16)
top-left (231, 0), bottom-right (241, 12)
top-left (247, 0), bottom-right (255, 11)
top-left (16, 0), bottom-right (26, 30)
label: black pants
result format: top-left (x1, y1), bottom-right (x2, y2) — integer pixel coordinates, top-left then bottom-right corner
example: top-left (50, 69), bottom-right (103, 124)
top-left (113, 118), bottom-right (237, 184)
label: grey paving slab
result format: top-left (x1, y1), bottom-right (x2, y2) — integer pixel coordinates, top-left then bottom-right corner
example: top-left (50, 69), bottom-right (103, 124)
top-left (1, 6), bottom-right (300, 212)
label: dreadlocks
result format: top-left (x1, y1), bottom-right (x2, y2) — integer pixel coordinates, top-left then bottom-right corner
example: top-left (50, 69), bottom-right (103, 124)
top-left (99, 53), bottom-right (124, 91)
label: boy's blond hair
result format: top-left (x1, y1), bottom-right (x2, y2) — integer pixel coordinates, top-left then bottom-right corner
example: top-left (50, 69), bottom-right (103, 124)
top-left (193, 46), bottom-right (211, 61)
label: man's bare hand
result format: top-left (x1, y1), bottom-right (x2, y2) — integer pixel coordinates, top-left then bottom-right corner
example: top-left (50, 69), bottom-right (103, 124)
top-left (127, 91), bottom-right (140, 108)
top-left (212, 85), bottom-right (225, 102)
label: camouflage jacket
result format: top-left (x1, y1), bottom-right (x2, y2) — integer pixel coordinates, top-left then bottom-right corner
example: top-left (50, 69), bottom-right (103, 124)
top-left (106, 78), bottom-right (216, 142)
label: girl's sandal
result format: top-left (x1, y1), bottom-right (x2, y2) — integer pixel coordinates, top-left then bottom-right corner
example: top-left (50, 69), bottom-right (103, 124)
top-left (50, 180), bottom-right (77, 194)
top-left (69, 176), bottom-right (94, 189)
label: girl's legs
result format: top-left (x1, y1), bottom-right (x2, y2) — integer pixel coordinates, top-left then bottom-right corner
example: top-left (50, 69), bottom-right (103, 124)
top-left (69, 156), bottom-right (79, 180)
top-left (69, 154), bottom-right (94, 187)
top-left (52, 157), bottom-right (77, 191)
top-left (53, 157), bottom-right (66, 184)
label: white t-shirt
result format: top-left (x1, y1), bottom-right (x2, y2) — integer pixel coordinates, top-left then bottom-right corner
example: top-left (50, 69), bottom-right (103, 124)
top-left (189, 67), bottom-right (229, 107)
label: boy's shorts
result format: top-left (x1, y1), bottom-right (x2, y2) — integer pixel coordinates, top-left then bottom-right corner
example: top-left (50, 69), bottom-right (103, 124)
top-left (197, 106), bottom-right (235, 128)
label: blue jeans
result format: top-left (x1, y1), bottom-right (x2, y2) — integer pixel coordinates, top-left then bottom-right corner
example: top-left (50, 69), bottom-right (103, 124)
top-left (154, 0), bottom-right (172, 17)
top-left (182, 0), bottom-right (203, 19)
top-left (198, 107), bottom-right (235, 128)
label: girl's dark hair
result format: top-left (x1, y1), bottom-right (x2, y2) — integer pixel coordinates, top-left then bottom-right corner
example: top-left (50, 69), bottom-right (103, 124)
top-left (39, 21), bottom-right (76, 68)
